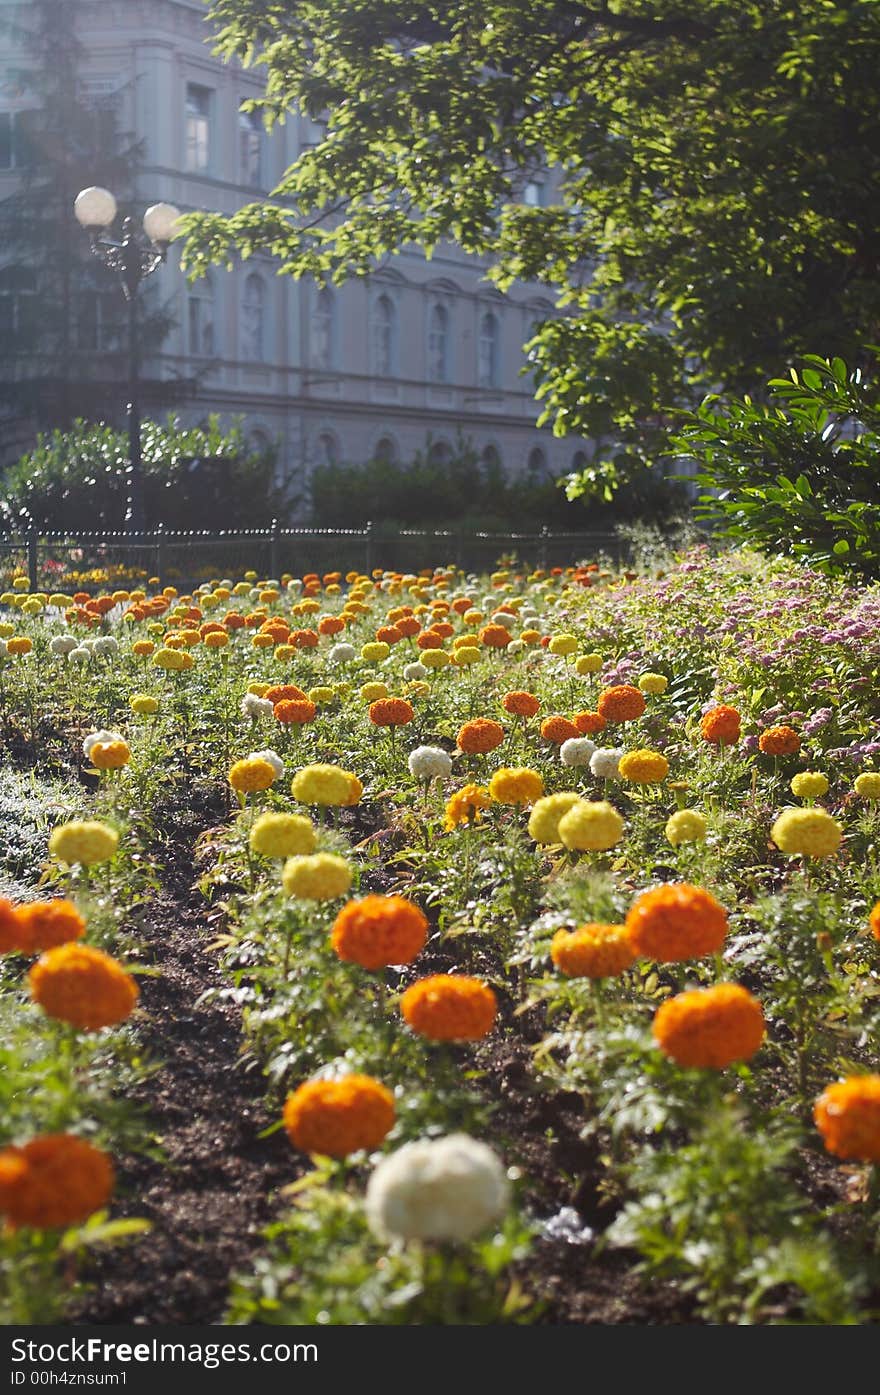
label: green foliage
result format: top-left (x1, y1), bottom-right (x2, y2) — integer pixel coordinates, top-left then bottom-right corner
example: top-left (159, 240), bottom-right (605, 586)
top-left (0, 415), bottom-right (287, 532)
top-left (227, 1175), bottom-right (536, 1325)
top-left (670, 353), bottom-right (880, 578)
top-left (184, 0), bottom-right (880, 498)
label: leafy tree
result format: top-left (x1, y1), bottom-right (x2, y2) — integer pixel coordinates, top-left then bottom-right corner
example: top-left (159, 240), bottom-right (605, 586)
top-left (0, 0), bottom-right (176, 440)
top-left (0, 417), bottom-right (288, 532)
top-left (181, 1), bottom-right (880, 500)
top-left (669, 353), bottom-right (880, 579)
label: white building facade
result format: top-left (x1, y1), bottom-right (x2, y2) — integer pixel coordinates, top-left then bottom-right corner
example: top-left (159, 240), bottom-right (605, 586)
top-left (2, 0), bottom-right (590, 502)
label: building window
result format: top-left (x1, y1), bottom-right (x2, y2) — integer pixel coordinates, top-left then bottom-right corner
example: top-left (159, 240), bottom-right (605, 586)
top-left (428, 439), bottom-right (453, 467)
top-left (572, 449), bottom-right (588, 472)
top-left (373, 435), bottom-right (398, 464)
top-left (188, 275), bottom-right (215, 357)
top-left (239, 103), bottom-right (262, 187)
top-left (76, 277), bottom-right (121, 353)
top-left (523, 180), bottom-right (544, 207)
top-left (185, 84), bottom-right (212, 173)
top-left (0, 266), bottom-right (37, 344)
top-left (528, 446), bottom-right (547, 475)
top-left (481, 444), bottom-right (502, 477)
top-left (316, 431), bottom-right (339, 467)
top-left (0, 111), bottom-right (37, 171)
top-left (478, 312), bottom-right (500, 389)
top-left (427, 303), bottom-right (449, 383)
top-left (241, 272), bottom-right (266, 361)
top-left (311, 287), bottom-right (335, 369)
top-left (372, 293), bottom-right (396, 377)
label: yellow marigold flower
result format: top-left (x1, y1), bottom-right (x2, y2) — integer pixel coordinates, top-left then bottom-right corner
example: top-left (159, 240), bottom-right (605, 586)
top-left (301, 687), bottom-right (331, 708)
top-left (12, 576), bottom-right (29, 592)
top-left (665, 810), bottom-right (707, 846)
top-left (203, 630), bottom-right (229, 650)
top-left (558, 799), bottom-right (625, 852)
top-left (463, 609), bottom-right (484, 626)
top-left (247, 681), bottom-right (272, 697)
top-left (291, 763), bottom-right (355, 806)
top-left (575, 653), bottom-right (602, 675)
top-left (0, 621), bottom-right (14, 638)
top-left (251, 632), bottom-right (275, 649)
top-left (153, 646), bottom-right (189, 671)
top-left (551, 923), bottom-right (635, 979)
top-left (638, 672), bottom-right (668, 695)
top-left (249, 812), bottom-right (316, 859)
top-left (90, 740), bottom-right (131, 771)
top-left (854, 772), bottom-right (880, 800)
top-left (129, 694), bottom-right (159, 715)
top-left (452, 646), bottom-right (481, 667)
top-left (420, 649), bottom-right (450, 669)
top-left (282, 853), bottom-right (353, 901)
top-left (771, 807), bottom-right (842, 858)
top-left (360, 681), bottom-right (389, 702)
top-left (21, 597), bottom-right (43, 616)
top-left (488, 767), bottom-right (544, 806)
top-left (49, 821), bottom-right (119, 867)
top-left (527, 792), bottom-right (582, 845)
top-left (6, 636), bottom-right (32, 656)
top-left (548, 633), bottom-right (578, 656)
top-left (444, 783), bottom-right (492, 830)
top-left (361, 641), bottom-right (390, 663)
top-left (619, 749), bottom-right (670, 784)
top-left (790, 771), bottom-right (829, 800)
top-left (404, 680), bottom-right (432, 698)
top-left (132, 640), bottom-right (155, 658)
top-left (229, 757), bottom-right (277, 794)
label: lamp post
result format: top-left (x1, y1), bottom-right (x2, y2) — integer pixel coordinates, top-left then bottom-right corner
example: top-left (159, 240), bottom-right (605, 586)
top-left (74, 187), bottom-right (181, 533)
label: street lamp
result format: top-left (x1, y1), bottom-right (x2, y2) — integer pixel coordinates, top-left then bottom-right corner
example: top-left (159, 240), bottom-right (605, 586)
top-left (74, 187), bottom-right (181, 533)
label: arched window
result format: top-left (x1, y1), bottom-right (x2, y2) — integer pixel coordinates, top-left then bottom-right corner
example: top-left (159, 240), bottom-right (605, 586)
top-left (247, 428), bottom-right (271, 457)
top-left (373, 436), bottom-right (398, 464)
top-left (241, 273), bottom-right (265, 361)
top-left (481, 444), bottom-right (502, 478)
top-left (572, 449), bottom-right (588, 472)
top-left (312, 287), bottom-right (335, 370)
top-left (478, 312), bottom-right (499, 388)
top-left (527, 446), bottom-right (547, 475)
top-left (316, 431), bottom-right (339, 467)
top-left (427, 303), bottom-right (449, 383)
top-left (429, 439), bottom-right (453, 467)
top-left (188, 274), bottom-right (215, 357)
top-left (372, 293), bottom-right (396, 377)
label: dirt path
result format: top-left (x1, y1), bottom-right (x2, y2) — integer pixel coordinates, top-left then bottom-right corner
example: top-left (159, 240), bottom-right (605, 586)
top-left (72, 815), bottom-right (293, 1325)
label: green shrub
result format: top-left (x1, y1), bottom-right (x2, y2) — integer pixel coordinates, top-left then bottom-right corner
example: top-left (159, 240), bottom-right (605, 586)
top-left (669, 353), bottom-right (880, 578)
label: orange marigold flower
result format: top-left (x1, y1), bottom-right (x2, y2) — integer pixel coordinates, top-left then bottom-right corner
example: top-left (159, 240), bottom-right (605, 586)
top-left (758, 725), bottom-right (801, 756)
top-left (550, 924), bottom-right (636, 979)
top-left (0, 898), bottom-right (27, 954)
top-left (291, 629), bottom-right (319, 649)
top-left (574, 711), bottom-right (607, 735)
top-left (318, 615), bottom-right (346, 636)
top-left (457, 718), bottom-right (504, 754)
top-left (28, 944), bottom-right (139, 1031)
top-left (331, 894), bottom-right (428, 970)
top-left (700, 704), bottom-right (742, 746)
top-left (540, 715), bottom-right (580, 745)
top-left (265, 684), bottom-right (307, 704)
top-left (444, 783), bottom-right (492, 830)
top-left (275, 698), bottom-right (317, 724)
top-left (430, 621), bottom-right (455, 639)
top-left (375, 624), bottom-right (404, 645)
top-left (0, 1134), bottom-right (114, 1228)
top-left (89, 740), bottom-right (130, 771)
top-left (502, 691), bottom-right (540, 718)
top-left (479, 623), bottom-right (513, 648)
top-left (397, 616), bottom-right (421, 638)
top-left (653, 983), bottom-right (765, 1069)
top-left (869, 902), bottom-right (880, 940)
top-left (401, 974), bottom-right (497, 1041)
top-left (416, 631), bottom-right (443, 650)
top-left (626, 883), bottom-right (728, 962)
top-left (282, 1075), bottom-right (394, 1158)
top-left (596, 685), bottom-right (646, 723)
top-left (814, 1076), bottom-right (880, 1162)
top-left (15, 900), bottom-right (86, 953)
top-left (369, 698), bottom-right (415, 727)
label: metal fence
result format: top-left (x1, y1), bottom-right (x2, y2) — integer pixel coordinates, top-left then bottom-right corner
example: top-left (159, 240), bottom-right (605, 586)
top-left (0, 524), bottom-right (631, 592)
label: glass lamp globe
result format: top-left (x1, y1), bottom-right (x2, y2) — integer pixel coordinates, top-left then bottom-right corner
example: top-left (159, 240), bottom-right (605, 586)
top-left (143, 202), bottom-right (181, 246)
top-left (74, 186), bottom-right (118, 230)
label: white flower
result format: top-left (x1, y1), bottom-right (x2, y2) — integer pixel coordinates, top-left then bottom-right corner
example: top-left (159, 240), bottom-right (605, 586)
top-left (490, 611), bottom-right (516, 629)
top-left (328, 642), bottom-right (356, 665)
top-left (250, 748), bottom-right (284, 779)
top-left (560, 737), bottom-right (596, 768)
top-left (590, 747), bottom-right (623, 780)
top-left (83, 729), bottom-right (125, 759)
top-left (287, 579), bottom-right (303, 593)
top-left (249, 586), bottom-right (262, 600)
top-left (50, 635), bottom-right (78, 656)
top-left (365, 1134), bottom-right (510, 1243)
top-left (403, 660), bottom-right (429, 681)
top-left (241, 693), bottom-right (274, 719)
top-left (67, 646), bottom-right (91, 665)
top-left (408, 745), bottom-right (453, 781)
top-left (80, 636), bottom-right (99, 650)
top-left (506, 639), bottom-right (525, 656)
top-left (93, 636), bottom-right (119, 657)
top-left (219, 578), bottom-right (234, 590)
